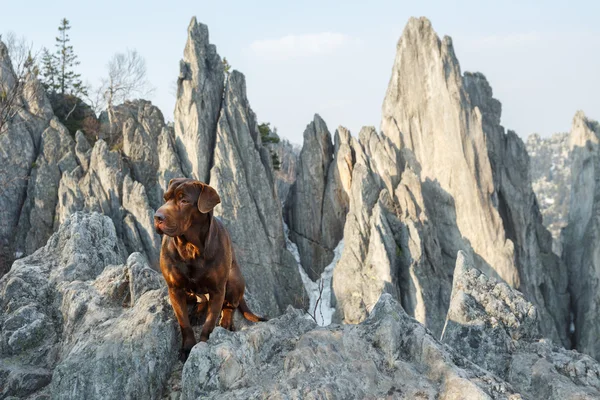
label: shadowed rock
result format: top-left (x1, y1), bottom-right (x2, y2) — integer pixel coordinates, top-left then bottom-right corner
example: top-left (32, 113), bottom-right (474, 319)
top-left (562, 111), bottom-right (600, 360)
top-left (442, 251), bottom-right (600, 399)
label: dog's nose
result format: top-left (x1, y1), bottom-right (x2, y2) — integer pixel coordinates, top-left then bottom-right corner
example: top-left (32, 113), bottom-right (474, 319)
top-left (154, 211), bottom-right (165, 222)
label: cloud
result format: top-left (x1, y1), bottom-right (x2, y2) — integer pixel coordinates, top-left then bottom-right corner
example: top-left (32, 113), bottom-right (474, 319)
top-left (462, 32), bottom-right (542, 50)
top-left (249, 32), bottom-right (356, 61)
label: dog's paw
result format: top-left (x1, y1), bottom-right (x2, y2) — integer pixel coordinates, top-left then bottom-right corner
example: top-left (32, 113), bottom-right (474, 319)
top-left (179, 347), bottom-right (191, 362)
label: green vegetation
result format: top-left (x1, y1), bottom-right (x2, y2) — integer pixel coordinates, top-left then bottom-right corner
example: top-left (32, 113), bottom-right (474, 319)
top-left (258, 122), bottom-right (281, 170)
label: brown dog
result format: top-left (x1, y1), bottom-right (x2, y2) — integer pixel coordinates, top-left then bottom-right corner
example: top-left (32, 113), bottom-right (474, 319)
top-left (154, 178), bottom-right (266, 360)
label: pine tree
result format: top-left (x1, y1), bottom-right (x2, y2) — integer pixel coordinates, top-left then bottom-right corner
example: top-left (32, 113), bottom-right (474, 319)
top-left (40, 48), bottom-right (58, 91)
top-left (54, 18), bottom-right (86, 96)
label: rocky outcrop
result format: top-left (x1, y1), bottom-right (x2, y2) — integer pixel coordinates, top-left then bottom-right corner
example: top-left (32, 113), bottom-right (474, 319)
top-left (0, 40), bottom-right (55, 275)
top-left (286, 117), bottom-right (354, 279)
top-left (526, 133), bottom-right (571, 254)
top-left (209, 71), bottom-right (306, 316)
top-left (3, 214), bottom-right (600, 400)
top-left (0, 212), bottom-right (179, 399)
top-left (367, 17), bottom-right (570, 346)
top-left (442, 251), bottom-right (600, 399)
top-left (14, 118), bottom-right (78, 257)
top-left (181, 294), bottom-right (518, 399)
top-left (266, 138), bottom-right (299, 205)
top-left (332, 127), bottom-right (452, 337)
top-left (173, 17), bottom-right (224, 182)
top-left (561, 111), bottom-right (600, 360)
top-left (56, 136), bottom-right (163, 267)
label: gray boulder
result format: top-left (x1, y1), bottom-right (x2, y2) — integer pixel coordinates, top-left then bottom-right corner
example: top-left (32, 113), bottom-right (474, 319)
top-left (561, 111), bottom-right (600, 360)
top-left (181, 294), bottom-right (519, 400)
top-left (0, 212), bottom-right (178, 399)
top-left (442, 251), bottom-right (600, 399)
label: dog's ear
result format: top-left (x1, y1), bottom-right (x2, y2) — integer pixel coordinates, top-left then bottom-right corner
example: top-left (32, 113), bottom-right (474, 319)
top-left (197, 184), bottom-right (221, 213)
top-left (164, 178), bottom-right (188, 201)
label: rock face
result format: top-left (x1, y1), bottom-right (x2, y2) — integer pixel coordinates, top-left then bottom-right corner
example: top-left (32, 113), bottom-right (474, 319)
top-left (1, 20), bottom-right (303, 319)
top-left (562, 111), bottom-right (600, 360)
top-left (0, 41), bottom-right (55, 275)
top-left (286, 116), bottom-right (355, 279)
top-left (442, 251), bottom-right (600, 399)
top-left (350, 16), bottom-right (570, 346)
top-left (55, 101), bottom-right (176, 268)
top-left (526, 133), bottom-right (571, 254)
top-left (266, 138), bottom-right (299, 206)
top-left (181, 294), bottom-right (519, 400)
top-left (209, 71), bottom-right (306, 316)
top-left (0, 212), bottom-right (179, 399)
top-left (174, 17), bottom-right (224, 182)
top-left (332, 127), bottom-right (452, 337)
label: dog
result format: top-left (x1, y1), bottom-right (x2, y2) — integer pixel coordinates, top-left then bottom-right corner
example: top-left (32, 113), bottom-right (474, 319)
top-left (154, 178), bottom-right (266, 360)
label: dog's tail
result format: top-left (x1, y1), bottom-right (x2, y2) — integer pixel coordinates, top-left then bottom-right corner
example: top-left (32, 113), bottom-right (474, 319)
top-left (238, 298), bottom-right (268, 322)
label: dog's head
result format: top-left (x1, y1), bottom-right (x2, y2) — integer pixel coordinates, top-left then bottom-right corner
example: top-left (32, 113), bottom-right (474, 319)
top-left (154, 178), bottom-right (221, 237)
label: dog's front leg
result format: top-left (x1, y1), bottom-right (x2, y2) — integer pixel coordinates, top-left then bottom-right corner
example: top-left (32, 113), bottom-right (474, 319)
top-left (168, 287), bottom-right (196, 361)
top-left (200, 289), bottom-right (225, 342)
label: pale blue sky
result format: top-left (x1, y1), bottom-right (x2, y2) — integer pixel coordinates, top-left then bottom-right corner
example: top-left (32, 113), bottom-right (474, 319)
top-left (3, 0), bottom-right (599, 144)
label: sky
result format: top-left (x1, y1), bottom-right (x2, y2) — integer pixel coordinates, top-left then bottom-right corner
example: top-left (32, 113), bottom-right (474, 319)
top-left (2, 0), bottom-right (599, 145)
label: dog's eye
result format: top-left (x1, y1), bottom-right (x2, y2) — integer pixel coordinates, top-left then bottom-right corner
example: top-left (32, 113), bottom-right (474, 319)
top-left (180, 198), bottom-right (188, 204)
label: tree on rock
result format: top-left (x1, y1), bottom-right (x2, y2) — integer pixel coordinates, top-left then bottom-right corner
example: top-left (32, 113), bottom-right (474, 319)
top-left (39, 18), bottom-right (91, 135)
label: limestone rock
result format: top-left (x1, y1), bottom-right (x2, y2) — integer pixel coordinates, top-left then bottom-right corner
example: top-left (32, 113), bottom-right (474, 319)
top-left (14, 118), bottom-right (77, 257)
top-left (442, 251), bottom-right (600, 399)
top-left (0, 212), bottom-right (178, 399)
top-left (266, 138), bottom-right (299, 205)
top-left (54, 101), bottom-right (179, 270)
top-left (526, 133), bottom-right (571, 254)
top-left (561, 111), bottom-right (600, 360)
top-left (332, 127), bottom-right (452, 337)
top-left (74, 130), bottom-right (92, 171)
top-left (181, 294), bottom-right (518, 399)
top-left (0, 41), bottom-right (54, 275)
top-left (378, 17), bottom-right (569, 346)
top-left (174, 17), bottom-right (224, 182)
top-left (286, 117), bottom-right (355, 279)
top-left (210, 71), bottom-right (306, 317)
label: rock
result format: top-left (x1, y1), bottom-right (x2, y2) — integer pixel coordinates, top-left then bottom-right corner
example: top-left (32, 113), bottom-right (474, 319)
top-left (0, 212), bottom-right (178, 399)
top-left (332, 127), bottom-right (452, 337)
top-left (266, 138), bottom-right (299, 206)
top-left (59, 100), bottom-right (182, 269)
top-left (526, 133), bottom-right (571, 254)
top-left (286, 117), bottom-right (355, 279)
top-left (378, 17), bottom-right (569, 346)
top-left (174, 17), bottom-right (224, 182)
top-left (181, 294), bottom-right (519, 399)
top-left (442, 251), bottom-right (600, 399)
top-left (118, 100), bottom-right (166, 209)
top-left (0, 41), bottom-right (54, 275)
top-left (14, 118), bottom-right (77, 257)
top-left (74, 130), bottom-right (92, 171)
top-left (286, 115), bottom-right (334, 279)
top-left (561, 111), bottom-right (600, 360)
top-left (209, 71), bottom-right (306, 317)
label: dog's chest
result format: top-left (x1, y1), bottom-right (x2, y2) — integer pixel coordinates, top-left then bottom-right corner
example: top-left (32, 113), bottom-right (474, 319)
top-left (163, 259), bottom-right (214, 291)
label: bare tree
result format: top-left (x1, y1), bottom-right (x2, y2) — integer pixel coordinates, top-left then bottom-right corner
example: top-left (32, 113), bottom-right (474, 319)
top-left (0, 32), bottom-right (38, 136)
top-left (102, 50), bottom-right (153, 128)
